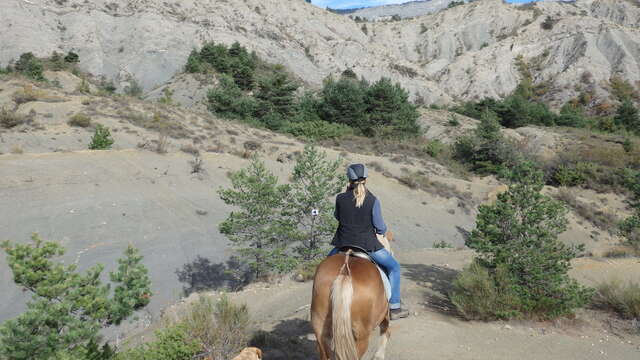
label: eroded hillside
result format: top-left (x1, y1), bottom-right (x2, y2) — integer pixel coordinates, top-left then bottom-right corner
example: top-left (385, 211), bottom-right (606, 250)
top-left (1, 0), bottom-right (639, 106)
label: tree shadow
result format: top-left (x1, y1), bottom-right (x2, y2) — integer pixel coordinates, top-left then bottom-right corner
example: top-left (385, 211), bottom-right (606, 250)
top-left (250, 318), bottom-right (318, 360)
top-left (175, 256), bottom-right (253, 296)
top-left (403, 263), bottom-right (461, 317)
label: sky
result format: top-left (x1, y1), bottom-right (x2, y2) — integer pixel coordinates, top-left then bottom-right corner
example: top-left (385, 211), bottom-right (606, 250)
top-left (312, 0), bottom-right (537, 10)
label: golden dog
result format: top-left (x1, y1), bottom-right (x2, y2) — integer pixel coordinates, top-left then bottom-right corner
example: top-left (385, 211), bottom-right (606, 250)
top-left (231, 347), bottom-right (263, 360)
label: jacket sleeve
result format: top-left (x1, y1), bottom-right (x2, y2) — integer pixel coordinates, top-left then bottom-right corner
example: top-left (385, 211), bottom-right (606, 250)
top-left (372, 198), bottom-right (388, 235)
top-left (334, 198), bottom-right (339, 221)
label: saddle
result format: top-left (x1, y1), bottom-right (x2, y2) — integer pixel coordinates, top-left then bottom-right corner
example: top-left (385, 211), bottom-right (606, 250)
top-left (337, 247), bottom-right (392, 301)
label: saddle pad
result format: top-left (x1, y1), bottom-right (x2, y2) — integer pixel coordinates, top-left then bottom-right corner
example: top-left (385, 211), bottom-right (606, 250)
top-left (350, 252), bottom-right (391, 301)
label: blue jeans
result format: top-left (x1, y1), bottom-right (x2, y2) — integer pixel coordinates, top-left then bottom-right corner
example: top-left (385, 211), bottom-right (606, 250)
top-left (328, 247), bottom-right (401, 309)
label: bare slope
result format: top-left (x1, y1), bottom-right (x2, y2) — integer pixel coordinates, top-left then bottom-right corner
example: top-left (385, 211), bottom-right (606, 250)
top-left (1, 0), bottom-right (639, 106)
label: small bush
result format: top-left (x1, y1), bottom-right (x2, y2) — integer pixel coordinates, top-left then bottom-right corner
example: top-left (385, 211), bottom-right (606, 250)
top-left (67, 113), bottom-right (91, 127)
top-left (433, 240), bottom-right (453, 249)
top-left (541, 16), bottom-right (555, 30)
top-left (594, 280), bottom-right (640, 319)
top-left (619, 215), bottom-right (640, 250)
top-left (116, 324), bottom-right (201, 360)
top-left (284, 120), bottom-right (353, 140)
top-left (447, 115), bottom-right (460, 126)
top-left (0, 108), bottom-right (26, 128)
top-left (88, 124), bottom-right (114, 150)
top-left (181, 295), bottom-right (250, 360)
top-left (124, 77), bottom-right (143, 98)
top-left (294, 258), bottom-right (323, 282)
top-left (424, 140), bottom-right (444, 158)
top-left (450, 261), bottom-right (521, 320)
top-left (14, 52), bottom-right (44, 81)
top-left (12, 85), bottom-right (40, 104)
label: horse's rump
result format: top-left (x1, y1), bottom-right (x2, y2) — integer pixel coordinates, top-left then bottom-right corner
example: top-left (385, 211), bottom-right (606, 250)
top-left (311, 253), bottom-right (389, 360)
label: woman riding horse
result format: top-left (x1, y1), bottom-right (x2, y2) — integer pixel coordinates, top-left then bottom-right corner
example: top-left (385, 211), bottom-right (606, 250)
top-left (329, 163), bottom-right (409, 320)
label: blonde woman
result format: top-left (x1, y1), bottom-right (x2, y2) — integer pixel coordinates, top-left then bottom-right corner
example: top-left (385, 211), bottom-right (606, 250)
top-left (328, 164), bottom-right (409, 320)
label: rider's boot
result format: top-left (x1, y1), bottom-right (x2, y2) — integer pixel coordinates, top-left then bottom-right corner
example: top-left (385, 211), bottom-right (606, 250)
top-left (390, 307), bottom-right (409, 320)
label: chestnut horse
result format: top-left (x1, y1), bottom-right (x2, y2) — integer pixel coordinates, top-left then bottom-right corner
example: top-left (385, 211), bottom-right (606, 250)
top-left (310, 232), bottom-right (393, 360)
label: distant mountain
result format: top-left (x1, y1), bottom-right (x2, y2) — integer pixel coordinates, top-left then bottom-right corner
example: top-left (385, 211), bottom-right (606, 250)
top-left (343, 0), bottom-right (471, 20)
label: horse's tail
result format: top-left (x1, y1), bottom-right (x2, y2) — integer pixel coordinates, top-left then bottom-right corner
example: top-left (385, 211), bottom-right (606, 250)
top-left (330, 250), bottom-right (358, 360)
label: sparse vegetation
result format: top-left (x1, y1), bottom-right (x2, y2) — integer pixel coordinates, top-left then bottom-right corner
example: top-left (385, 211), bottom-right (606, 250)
top-left (185, 41), bottom-right (258, 90)
top-left (433, 240), bottom-right (453, 249)
top-left (0, 108), bottom-right (26, 128)
top-left (88, 124), bottom-right (114, 150)
top-left (13, 53), bottom-right (44, 81)
top-left (594, 279), bottom-right (640, 319)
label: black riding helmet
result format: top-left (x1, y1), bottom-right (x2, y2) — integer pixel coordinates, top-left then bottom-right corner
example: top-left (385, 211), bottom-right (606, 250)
top-left (347, 163), bottom-right (367, 181)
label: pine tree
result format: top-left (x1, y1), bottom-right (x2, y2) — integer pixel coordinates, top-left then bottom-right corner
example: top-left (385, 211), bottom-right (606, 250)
top-left (184, 49), bottom-right (203, 73)
top-left (218, 156), bottom-right (296, 278)
top-left (614, 98), bottom-right (639, 133)
top-left (255, 71), bottom-right (299, 117)
top-left (0, 235), bottom-right (151, 359)
top-left (319, 75), bottom-right (368, 131)
top-left (467, 162), bottom-right (593, 318)
top-left (365, 77), bottom-right (420, 137)
top-left (285, 146), bottom-right (343, 260)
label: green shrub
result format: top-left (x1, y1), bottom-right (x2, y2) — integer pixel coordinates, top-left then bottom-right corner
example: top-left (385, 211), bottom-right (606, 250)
top-left (68, 113), bottom-right (91, 127)
top-left (88, 124), bottom-right (114, 150)
top-left (184, 49), bottom-right (203, 73)
top-left (463, 162), bottom-right (593, 319)
top-left (124, 77), bottom-right (143, 98)
top-left (447, 114), bottom-right (460, 126)
top-left (619, 214), bottom-right (640, 250)
top-left (116, 324), bottom-right (200, 360)
top-left (207, 75), bottom-right (257, 119)
top-left (433, 240), bottom-right (453, 249)
top-left (614, 99), bottom-right (639, 134)
top-left (0, 108), bottom-right (26, 128)
top-left (551, 162), bottom-right (591, 187)
top-left (450, 261), bottom-right (521, 320)
top-left (284, 120), bottom-right (353, 139)
top-left (594, 279), bottom-right (640, 319)
top-left (64, 51), bottom-right (79, 64)
top-left (541, 16), bottom-right (556, 30)
top-left (424, 140), bottom-right (444, 158)
top-left (14, 53), bottom-right (44, 81)
top-left (453, 111), bottom-right (519, 175)
top-left (622, 138), bottom-right (634, 153)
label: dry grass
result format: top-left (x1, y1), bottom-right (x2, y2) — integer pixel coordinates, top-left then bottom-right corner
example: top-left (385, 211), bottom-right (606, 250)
top-left (67, 113), bottom-right (91, 127)
top-left (0, 108), bottom-right (27, 128)
top-left (10, 145), bottom-right (24, 154)
top-left (603, 246), bottom-right (638, 258)
top-left (177, 295), bottom-right (250, 360)
top-left (12, 85), bottom-right (65, 104)
top-left (554, 188), bottom-right (620, 233)
top-left (594, 279), bottom-right (640, 319)
top-left (396, 170), bottom-right (473, 211)
top-left (180, 143), bottom-right (200, 156)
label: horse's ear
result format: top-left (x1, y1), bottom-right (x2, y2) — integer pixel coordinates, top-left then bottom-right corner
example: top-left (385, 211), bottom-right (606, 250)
top-left (386, 231), bottom-right (394, 242)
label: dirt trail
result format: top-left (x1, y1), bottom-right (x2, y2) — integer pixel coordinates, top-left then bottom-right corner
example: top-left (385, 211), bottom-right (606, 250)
top-left (214, 249), bottom-right (640, 360)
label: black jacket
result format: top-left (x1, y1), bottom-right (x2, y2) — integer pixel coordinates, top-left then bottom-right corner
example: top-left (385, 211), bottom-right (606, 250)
top-left (331, 190), bottom-right (384, 252)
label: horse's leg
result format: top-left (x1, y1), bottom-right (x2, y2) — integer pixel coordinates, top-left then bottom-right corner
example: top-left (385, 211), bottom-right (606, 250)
top-left (311, 309), bottom-right (331, 360)
top-left (373, 316), bottom-right (391, 360)
top-left (356, 336), bottom-right (371, 359)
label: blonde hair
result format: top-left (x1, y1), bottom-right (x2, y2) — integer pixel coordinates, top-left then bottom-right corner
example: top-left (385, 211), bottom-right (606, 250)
top-left (352, 180), bottom-right (367, 208)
